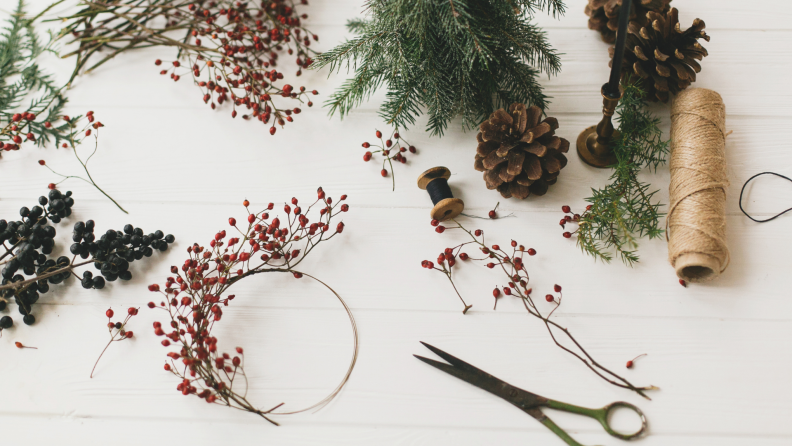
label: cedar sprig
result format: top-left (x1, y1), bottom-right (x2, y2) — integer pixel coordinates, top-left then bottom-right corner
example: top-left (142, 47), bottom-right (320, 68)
top-left (561, 81), bottom-right (668, 265)
top-left (0, 0), bottom-right (72, 156)
top-left (422, 217), bottom-right (657, 399)
top-left (314, 0), bottom-right (564, 136)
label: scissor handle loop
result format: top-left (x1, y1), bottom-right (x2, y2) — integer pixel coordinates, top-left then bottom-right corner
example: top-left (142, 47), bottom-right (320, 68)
top-left (596, 401), bottom-right (647, 440)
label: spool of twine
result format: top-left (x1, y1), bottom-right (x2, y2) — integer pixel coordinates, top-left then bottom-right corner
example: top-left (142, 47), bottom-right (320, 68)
top-left (668, 88), bottom-right (730, 282)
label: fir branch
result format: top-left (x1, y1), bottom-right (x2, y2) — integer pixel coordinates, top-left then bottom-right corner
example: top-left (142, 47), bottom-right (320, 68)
top-left (563, 82), bottom-right (669, 265)
top-left (316, 0), bottom-right (564, 136)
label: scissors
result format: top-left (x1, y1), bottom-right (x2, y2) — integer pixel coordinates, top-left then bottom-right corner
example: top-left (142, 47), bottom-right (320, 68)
top-left (414, 342), bottom-right (647, 446)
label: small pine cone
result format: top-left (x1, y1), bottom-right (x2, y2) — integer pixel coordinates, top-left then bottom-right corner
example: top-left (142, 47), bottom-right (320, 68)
top-left (585, 0), bottom-right (672, 44)
top-left (612, 8), bottom-right (709, 103)
top-left (474, 104), bottom-right (569, 200)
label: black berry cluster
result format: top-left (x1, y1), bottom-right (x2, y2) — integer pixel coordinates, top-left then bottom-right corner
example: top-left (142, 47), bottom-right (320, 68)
top-left (0, 190), bottom-right (174, 331)
top-left (72, 222), bottom-right (175, 286)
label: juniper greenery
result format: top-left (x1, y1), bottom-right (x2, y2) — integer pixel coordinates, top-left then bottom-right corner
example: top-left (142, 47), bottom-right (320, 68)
top-left (314, 0), bottom-right (566, 136)
top-left (575, 81), bottom-right (669, 265)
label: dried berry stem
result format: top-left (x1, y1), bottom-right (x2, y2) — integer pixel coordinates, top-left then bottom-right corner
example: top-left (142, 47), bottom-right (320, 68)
top-left (422, 218), bottom-right (657, 399)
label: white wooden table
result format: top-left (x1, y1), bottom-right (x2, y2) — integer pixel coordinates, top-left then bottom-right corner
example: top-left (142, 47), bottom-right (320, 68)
top-left (2, 0), bottom-right (791, 444)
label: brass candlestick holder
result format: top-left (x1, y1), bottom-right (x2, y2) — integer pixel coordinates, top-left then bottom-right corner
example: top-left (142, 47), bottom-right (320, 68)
top-left (576, 84), bottom-right (624, 168)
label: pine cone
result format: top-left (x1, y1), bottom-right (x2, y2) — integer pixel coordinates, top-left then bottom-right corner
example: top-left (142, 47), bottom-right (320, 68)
top-left (585, 0), bottom-right (672, 44)
top-left (612, 8), bottom-right (709, 103)
top-left (474, 104), bottom-right (569, 199)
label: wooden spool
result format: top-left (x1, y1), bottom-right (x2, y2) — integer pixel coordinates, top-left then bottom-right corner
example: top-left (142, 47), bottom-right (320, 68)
top-left (417, 166), bottom-right (465, 221)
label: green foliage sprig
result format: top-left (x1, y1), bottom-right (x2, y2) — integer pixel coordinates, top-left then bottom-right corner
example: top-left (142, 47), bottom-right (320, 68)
top-left (562, 82), bottom-right (669, 265)
top-left (314, 0), bottom-right (565, 136)
top-left (1, 0), bottom-right (71, 155)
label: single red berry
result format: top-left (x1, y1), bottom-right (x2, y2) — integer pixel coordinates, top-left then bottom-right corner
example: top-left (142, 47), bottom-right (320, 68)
top-left (527, 248), bottom-right (536, 256)
top-left (486, 263), bottom-right (495, 269)
top-left (229, 218), bottom-right (236, 226)
top-left (269, 126), bottom-right (276, 135)
top-left (243, 200), bottom-right (250, 207)
top-left (493, 288), bottom-right (501, 298)
top-left (511, 240), bottom-right (517, 247)
top-left (459, 253), bottom-right (469, 260)
top-left (474, 229), bottom-right (482, 237)
top-left (430, 219), bottom-right (439, 227)
top-left (125, 331), bottom-right (134, 338)
top-left (545, 294), bottom-right (554, 302)
top-left (503, 288), bottom-right (511, 295)
top-left (38, 160), bottom-right (45, 165)
top-left (679, 279), bottom-right (687, 288)
top-left (128, 307), bottom-right (137, 315)
top-left (435, 226), bottom-right (445, 233)
top-left (562, 205), bottom-right (571, 213)
top-left (562, 232), bottom-right (572, 239)
top-left (341, 204), bottom-right (349, 212)
top-left (380, 169), bottom-right (387, 177)
top-left (626, 361), bottom-right (633, 368)
top-left (375, 130), bottom-right (382, 138)
top-left (488, 210), bottom-right (497, 219)
top-left (586, 205), bottom-right (593, 211)
top-left (106, 309), bottom-right (114, 318)
top-left (553, 284), bottom-right (562, 293)
top-left (362, 142), bottom-right (370, 148)
top-left (147, 302), bottom-right (156, 308)
top-left (492, 244), bottom-right (500, 251)
top-left (155, 59), bottom-right (162, 65)
top-left (409, 146), bottom-right (416, 153)
top-left (48, 183), bottom-right (56, 190)
top-left (148, 284), bottom-right (160, 292)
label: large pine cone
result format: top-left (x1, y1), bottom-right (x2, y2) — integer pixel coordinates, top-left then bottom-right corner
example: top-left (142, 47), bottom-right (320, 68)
top-left (612, 8), bottom-right (709, 103)
top-left (474, 104), bottom-right (569, 199)
top-left (585, 0), bottom-right (672, 43)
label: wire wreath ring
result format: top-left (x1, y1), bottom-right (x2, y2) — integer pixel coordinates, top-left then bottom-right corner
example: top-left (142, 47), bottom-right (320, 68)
top-left (146, 189), bottom-right (358, 425)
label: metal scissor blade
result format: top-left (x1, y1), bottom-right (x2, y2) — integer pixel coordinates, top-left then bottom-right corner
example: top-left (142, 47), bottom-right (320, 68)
top-left (415, 342), bottom-right (545, 410)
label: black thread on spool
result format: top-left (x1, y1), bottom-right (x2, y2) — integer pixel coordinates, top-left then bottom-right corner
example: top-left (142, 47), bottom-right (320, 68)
top-left (426, 178), bottom-right (453, 205)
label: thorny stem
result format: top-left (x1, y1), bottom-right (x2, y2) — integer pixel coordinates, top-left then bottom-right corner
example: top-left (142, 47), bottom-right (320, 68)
top-left (425, 218), bottom-right (657, 399)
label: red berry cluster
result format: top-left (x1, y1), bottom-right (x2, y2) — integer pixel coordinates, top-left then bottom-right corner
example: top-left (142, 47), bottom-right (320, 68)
top-left (362, 129), bottom-right (417, 190)
top-left (91, 306), bottom-right (138, 378)
top-left (145, 188), bottom-right (348, 424)
top-left (146, 0), bottom-right (318, 134)
top-left (558, 204), bottom-right (588, 239)
top-left (1, 110), bottom-right (72, 158)
top-left (422, 219), bottom-right (539, 314)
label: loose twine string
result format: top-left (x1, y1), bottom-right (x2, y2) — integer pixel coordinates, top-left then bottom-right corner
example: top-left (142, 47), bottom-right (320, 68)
top-left (667, 88), bottom-right (730, 282)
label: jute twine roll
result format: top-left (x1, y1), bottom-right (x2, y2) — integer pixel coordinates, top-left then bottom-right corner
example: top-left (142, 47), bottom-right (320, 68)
top-left (668, 88), bottom-right (730, 282)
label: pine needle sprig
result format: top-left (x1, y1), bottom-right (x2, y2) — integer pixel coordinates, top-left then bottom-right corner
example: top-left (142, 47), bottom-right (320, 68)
top-left (1, 0), bottom-right (72, 155)
top-left (314, 0), bottom-right (564, 136)
top-left (561, 81), bottom-right (669, 265)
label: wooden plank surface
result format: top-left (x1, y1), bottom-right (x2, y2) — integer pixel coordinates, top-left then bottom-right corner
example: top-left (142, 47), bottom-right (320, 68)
top-left (1, 0), bottom-right (791, 444)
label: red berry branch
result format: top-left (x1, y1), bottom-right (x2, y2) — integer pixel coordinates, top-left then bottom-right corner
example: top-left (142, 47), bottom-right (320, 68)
top-left (38, 111), bottom-right (127, 213)
top-left (146, 189), bottom-right (358, 424)
top-left (58, 0), bottom-right (319, 135)
top-left (91, 307), bottom-right (138, 378)
top-left (421, 218), bottom-right (656, 399)
top-left (362, 128), bottom-right (417, 190)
